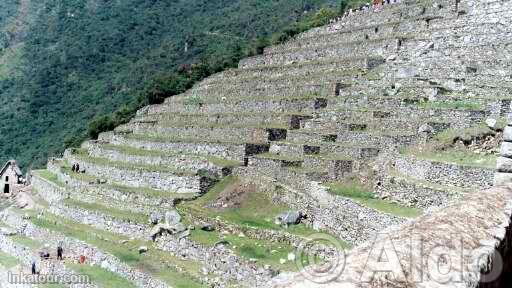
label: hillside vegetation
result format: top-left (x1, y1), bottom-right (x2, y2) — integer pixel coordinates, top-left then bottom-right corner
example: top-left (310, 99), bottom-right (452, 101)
top-left (0, 0), bottom-right (343, 169)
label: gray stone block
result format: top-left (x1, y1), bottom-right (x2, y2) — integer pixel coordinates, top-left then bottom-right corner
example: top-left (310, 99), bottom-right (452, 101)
top-left (504, 126), bottom-right (512, 142)
top-left (494, 172), bottom-right (512, 186)
top-left (500, 142), bottom-right (512, 158)
top-left (497, 157), bottom-right (512, 173)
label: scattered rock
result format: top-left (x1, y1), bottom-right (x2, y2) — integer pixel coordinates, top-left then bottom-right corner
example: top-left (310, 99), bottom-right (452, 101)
top-left (138, 246), bottom-right (148, 254)
top-left (386, 54), bottom-right (397, 61)
top-left (279, 258), bottom-right (286, 264)
top-left (149, 212), bottom-right (163, 225)
top-left (418, 124), bottom-right (434, 134)
top-left (201, 224), bottom-right (215, 232)
top-left (165, 210), bottom-right (182, 225)
top-left (486, 118), bottom-right (497, 130)
top-left (214, 240), bottom-right (230, 247)
top-left (287, 253), bottom-right (296, 261)
top-left (275, 211), bottom-right (305, 227)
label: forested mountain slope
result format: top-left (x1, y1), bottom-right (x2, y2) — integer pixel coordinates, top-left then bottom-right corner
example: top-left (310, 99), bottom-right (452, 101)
top-left (0, 0), bottom-right (339, 169)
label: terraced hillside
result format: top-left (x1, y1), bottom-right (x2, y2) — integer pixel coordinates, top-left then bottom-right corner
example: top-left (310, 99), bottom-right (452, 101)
top-left (1, 0), bottom-right (511, 287)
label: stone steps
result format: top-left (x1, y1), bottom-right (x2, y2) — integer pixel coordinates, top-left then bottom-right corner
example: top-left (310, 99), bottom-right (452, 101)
top-left (63, 150), bottom-right (205, 194)
top-left (189, 69), bottom-right (360, 95)
top-left (85, 142), bottom-right (242, 172)
top-left (206, 56), bottom-right (372, 85)
top-left (269, 141), bottom-right (380, 160)
top-left (146, 96), bottom-right (327, 116)
top-left (132, 112), bottom-right (303, 130)
top-left (301, 116), bottom-right (438, 134)
top-left (285, 128), bottom-right (417, 148)
top-left (291, 0), bottom-right (458, 40)
top-left (115, 123), bottom-right (283, 144)
top-left (45, 162), bottom-right (190, 208)
top-left (318, 106), bottom-right (488, 124)
top-left (327, 96), bottom-right (502, 121)
top-left (169, 76), bottom-right (512, 107)
top-left (33, 171), bottom-right (171, 215)
top-left (374, 168), bottom-right (467, 209)
top-left (250, 152), bottom-right (359, 182)
top-left (393, 155), bottom-right (495, 189)
top-left (240, 33), bottom-right (512, 70)
top-left (265, 18), bottom-right (510, 58)
top-left (200, 63), bottom-right (363, 87)
top-left (277, 0), bottom-right (510, 49)
top-left (100, 131), bottom-right (248, 161)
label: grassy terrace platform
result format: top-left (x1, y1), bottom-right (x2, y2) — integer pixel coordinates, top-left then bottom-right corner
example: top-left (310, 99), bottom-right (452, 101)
top-left (171, 91), bottom-right (330, 105)
top-left (15, 208), bottom-right (206, 288)
top-left (95, 143), bottom-right (243, 168)
top-left (0, 251), bottom-right (19, 269)
top-left (120, 132), bottom-right (263, 146)
top-left (54, 162), bottom-right (197, 200)
top-left (325, 182), bottom-right (422, 218)
top-left (62, 198), bottom-right (148, 224)
top-left (402, 148), bottom-right (497, 169)
top-left (387, 169), bottom-right (469, 195)
top-left (178, 176), bottom-right (351, 271)
top-left (71, 148), bottom-right (198, 176)
top-left (124, 121), bottom-right (291, 130)
top-left (201, 67), bottom-right (365, 86)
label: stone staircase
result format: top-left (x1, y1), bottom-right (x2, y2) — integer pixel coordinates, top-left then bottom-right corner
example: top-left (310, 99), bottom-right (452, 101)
top-left (2, 0), bottom-right (511, 287)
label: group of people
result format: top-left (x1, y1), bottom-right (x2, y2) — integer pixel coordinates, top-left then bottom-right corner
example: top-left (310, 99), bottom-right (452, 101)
top-left (71, 163), bottom-right (81, 173)
top-left (30, 244), bottom-right (65, 275)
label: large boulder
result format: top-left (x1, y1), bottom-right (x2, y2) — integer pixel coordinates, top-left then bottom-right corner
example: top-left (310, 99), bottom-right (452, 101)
top-left (149, 212), bottom-right (163, 225)
top-left (503, 126), bottom-right (512, 142)
top-left (165, 210), bottom-right (181, 225)
top-left (149, 222), bottom-right (188, 241)
top-left (275, 211), bottom-right (305, 227)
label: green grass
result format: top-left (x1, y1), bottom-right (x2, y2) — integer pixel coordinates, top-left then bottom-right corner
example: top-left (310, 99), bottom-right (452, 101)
top-left (66, 263), bottom-right (137, 288)
top-left (124, 132), bottom-right (255, 145)
top-left (63, 198), bottom-right (148, 224)
top-left (72, 149), bottom-right (197, 175)
top-left (326, 182), bottom-right (421, 218)
top-left (416, 100), bottom-right (483, 111)
top-left (58, 160), bottom-right (197, 200)
top-left (0, 251), bottom-right (19, 268)
top-left (435, 121), bottom-right (504, 145)
top-left (34, 170), bottom-right (66, 187)
top-left (100, 144), bottom-right (242, 168)
top-left (19, 209), bottom-right (205, 288)
top-left (255, 152), bottom-right (303, 162)
top-left (189, 228), bottom-right (300, 271)
top-left (180, 176), bottom-right (350, 271)
top-left (404, 148), bottom-right (497, 169)
top-left (110, 183), bottom-right (196, 200)
top-left (8, 235), bottom-right (42, 250)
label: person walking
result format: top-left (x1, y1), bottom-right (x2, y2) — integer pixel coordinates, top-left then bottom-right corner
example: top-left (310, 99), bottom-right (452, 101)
top-left (57, 245), bottom-right (63, 260)
top-left (31, 260), bottom-right (37, 275)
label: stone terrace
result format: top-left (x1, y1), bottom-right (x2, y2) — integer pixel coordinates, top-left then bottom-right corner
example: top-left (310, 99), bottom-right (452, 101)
top-left (2, 0), bottom-right (511, 287)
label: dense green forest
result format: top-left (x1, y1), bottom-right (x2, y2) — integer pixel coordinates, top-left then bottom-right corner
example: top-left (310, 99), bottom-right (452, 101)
top-left (0, 0), bottom-right (346, 169)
